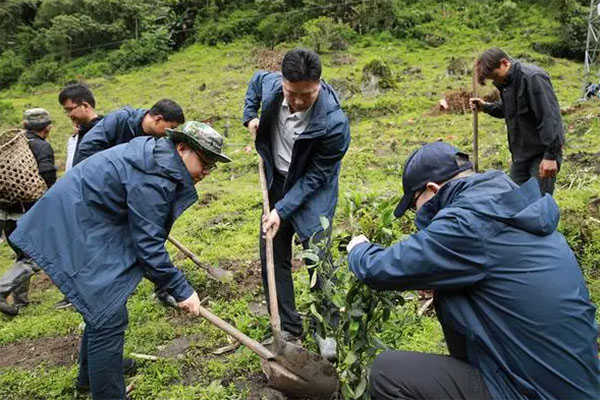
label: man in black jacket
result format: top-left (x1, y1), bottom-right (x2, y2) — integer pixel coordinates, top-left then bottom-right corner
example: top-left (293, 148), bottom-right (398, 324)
top-left (470, 48), bottom-right (564, 195)
top-left (0, 108), bottom-right (56, 315)
top-left (59, 83), bottom-right (103, 172)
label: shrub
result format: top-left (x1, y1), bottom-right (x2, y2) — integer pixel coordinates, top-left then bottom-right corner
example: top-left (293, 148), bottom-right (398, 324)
top-left (302, 16), bottom-right (356, 53)
top-left (256, 12), bottom-right (307, 49)
top-left (0, 50), bottom-right (25, 89)
top-left (108, 29), bottom-right (171, 72)
top-left (18, 58), bottom-right (61, 87)
top-left (196, 9), bottom-right (258, 46)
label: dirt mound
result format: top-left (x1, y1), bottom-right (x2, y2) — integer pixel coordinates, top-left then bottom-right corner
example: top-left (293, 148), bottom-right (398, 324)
top-left (252, 49), bottom-right (283, 72)
top-left (30, 271), bottom-right (55, 292)
top-left (0, 334), bottom-right (79, 370)
top-left (431, 88), bottom-right (500, 115)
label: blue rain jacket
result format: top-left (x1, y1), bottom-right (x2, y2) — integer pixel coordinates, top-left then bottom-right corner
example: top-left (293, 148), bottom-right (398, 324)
top-left (349, 171), bottom-right (599, 399)
top-left (10, 137), bottom-right (197, 328)
top-left (243, 71), bottom-right (351, 241)
top-left (74, 106), bottom-right (147, 165)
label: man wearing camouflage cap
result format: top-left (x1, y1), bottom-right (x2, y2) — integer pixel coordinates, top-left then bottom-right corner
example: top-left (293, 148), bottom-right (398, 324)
top-left (0, 108), bottom-right (56, 316)
top-left (10, 121), bottom-right (230, 400)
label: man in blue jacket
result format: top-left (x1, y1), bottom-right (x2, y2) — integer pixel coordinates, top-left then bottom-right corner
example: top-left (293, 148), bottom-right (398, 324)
top-left (243, 48), bottom-right (350, 354)
top-left (73, 98), bottom-right (184, 165)
top-left (10, 121), bottom-right (231, 400)
top-left (347, 142), bottom-right (599, 399)
top-left (70, 98), bottom-right (184, 310)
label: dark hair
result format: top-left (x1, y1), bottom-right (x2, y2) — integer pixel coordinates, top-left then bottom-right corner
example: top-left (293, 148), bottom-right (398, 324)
top-left (475, 48), bottom-right (509, 85)
top-left (24, 121), bottom-right (51, 131)
top-left (58, 83), bottom-right (96, 108)
top-left (149, 99), bottom-right (185, 124)
top-left (281, 48), bottom-right (322, 82)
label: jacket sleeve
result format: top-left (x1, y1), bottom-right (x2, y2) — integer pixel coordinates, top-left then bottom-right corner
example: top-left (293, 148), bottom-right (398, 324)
top-left (30, 140), bottom-right (56, 188)
top-left (242, 71), bottom-right (269, 126)
top-left (527, 74), bottom-right (564, 160)
top-left (348, 213), bottom-right (488, 291)
top-left (274, 117), bottom-right (350, 220)
top-left (483, 100), bottom-right (505, 119)
top-left (74, 113), bottom-right (119, 165)
top-left (126, 181), bottom-right (194, 302)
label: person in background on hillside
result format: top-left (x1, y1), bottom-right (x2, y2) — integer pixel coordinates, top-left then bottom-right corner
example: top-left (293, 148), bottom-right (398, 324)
top-left (72, 98), bottom-right (185, 308)
top-left (0, 109), bottom-right (56, 316)
top-left (243, 48), bottom-right (351, 360)
top-left (9, 121), bottom-right (231, 400)
top-left (73, 98), bottom-right (184, 165)
top-left (470, 48), bottom-right (564, 195)
top-left (52, 83), bottom-right (104, 310)
top-left (347, 141), bottom-right (599, 399)
top-left (59, 83), bottom-right (103, 173)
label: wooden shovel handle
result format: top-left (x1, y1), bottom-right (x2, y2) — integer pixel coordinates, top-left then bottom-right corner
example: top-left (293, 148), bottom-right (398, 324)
top-left (197, 304), bottom-right (274, 360)
top-left (472, 72), bottom-right (479, 172)
top-left (258, 157), bottom-right (282, 343)
top-left (167, 235), bottom-right (232, 282)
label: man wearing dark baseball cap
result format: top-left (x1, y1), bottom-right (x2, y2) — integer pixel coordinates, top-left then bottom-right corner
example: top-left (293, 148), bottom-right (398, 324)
top-left (347, 142), bottom-right (599, 399)
top-left (392, 141), bottom-right (473, 219)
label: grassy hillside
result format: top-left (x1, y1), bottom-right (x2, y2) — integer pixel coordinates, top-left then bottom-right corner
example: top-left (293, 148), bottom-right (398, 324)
top-left (1, 3), bottom-right (599, 399)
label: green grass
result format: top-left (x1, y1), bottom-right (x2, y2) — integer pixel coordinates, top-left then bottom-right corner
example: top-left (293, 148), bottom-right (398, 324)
top-left (1, 4), bottom-right (599, 398)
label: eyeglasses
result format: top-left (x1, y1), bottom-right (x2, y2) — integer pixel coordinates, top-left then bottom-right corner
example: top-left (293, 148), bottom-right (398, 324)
top-left (411, 190), bottom-right (424, 210)
top-left (63, 104), bottom-right (83, 114)
top-left (195, 151), bottom-right (217, 171)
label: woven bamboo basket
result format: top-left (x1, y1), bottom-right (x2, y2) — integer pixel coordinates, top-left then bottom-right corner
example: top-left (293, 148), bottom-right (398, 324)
top-left (0, 129), bottom-right (47, 205)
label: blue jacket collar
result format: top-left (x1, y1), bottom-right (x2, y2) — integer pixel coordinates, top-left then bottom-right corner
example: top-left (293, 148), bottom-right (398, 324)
top-left (415, 170), bottom-right (559, 236)
top-left (125, 107), bottom-right (147, 138)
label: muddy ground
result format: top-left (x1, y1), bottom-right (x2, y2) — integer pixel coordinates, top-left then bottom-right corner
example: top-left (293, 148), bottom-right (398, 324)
top-left (0, 334), bottom-right (79, 370)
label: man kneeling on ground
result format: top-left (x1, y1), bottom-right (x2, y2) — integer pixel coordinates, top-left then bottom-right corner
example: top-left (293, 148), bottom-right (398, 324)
top-left (10, 121), bottom-right (231, 400)
top-left (347, 142), bottom-right (599, 399)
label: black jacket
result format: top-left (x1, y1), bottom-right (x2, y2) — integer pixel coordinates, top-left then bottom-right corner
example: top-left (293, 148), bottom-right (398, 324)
top-left (1, 131), bottom-right (56, 213)
top-left (484, 60), bottom-right (564, 162)
top-left (74, 115), bottom-right (103, 158)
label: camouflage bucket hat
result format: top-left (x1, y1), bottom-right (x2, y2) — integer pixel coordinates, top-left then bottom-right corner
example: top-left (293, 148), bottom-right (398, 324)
top-left (23, 108), bottom-right (51, 126)
top-left (166, 121), bottom-right (231, 163)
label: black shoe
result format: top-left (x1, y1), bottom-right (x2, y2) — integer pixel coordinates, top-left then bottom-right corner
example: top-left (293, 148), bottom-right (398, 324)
top-left (123, 358), bottom-right (137, 376)
top-left (54, 297), bottom-right (73, 309)
top-left (262, 330), bottom-right (302, 347)
top-left (154, 290), bottom-right (178, 308)
top-left (0, 296), bottom-right (18, 316)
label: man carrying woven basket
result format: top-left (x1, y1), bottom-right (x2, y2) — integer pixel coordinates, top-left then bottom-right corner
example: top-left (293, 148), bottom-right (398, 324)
top-left (0, 108), bottom-right (56, 316)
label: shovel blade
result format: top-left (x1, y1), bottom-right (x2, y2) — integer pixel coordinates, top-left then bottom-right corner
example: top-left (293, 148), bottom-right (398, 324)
top-left (259, 341), bottom-right (338, 399)
top-left (261, 357), bottom-right (338, 399)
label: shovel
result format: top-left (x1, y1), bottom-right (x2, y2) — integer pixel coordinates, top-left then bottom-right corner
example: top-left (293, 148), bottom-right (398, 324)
top-left (196, 303), bottom-right (338, 398)
top-left (167, 235), bottom-right (234, 282)
top-left (256, 156), bottom-right (339, 398)
top-left (471, 72), bottom-right (479, 172)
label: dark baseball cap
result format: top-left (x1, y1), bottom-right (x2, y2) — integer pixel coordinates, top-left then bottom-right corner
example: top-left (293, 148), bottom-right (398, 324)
top-left (394, 141), bottom-right (473, 218)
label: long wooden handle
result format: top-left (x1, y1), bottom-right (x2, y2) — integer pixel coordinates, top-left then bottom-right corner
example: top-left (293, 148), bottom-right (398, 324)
top-left (472, 110), bottom-right (479, 172)
top-left (258, 157), bottom-right (282, 343)
top-left (472, 72), bottom-right (479, 172)
top-left (167, 235), bottom-right (233, 282)
top-left (197, 304), bottom-right (274, 360)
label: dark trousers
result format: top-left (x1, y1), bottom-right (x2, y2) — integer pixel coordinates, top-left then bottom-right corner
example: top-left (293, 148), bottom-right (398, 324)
top-left (510, 156), bottom-right (560, 195)
top-left (0, 219), bottom-right (38, 299)
top-left (259, 172), bottom-right (324, 337)
top-left (369, 351), bottom-right (491, 400)
top-left (78, 304), bottom-right (129, 400)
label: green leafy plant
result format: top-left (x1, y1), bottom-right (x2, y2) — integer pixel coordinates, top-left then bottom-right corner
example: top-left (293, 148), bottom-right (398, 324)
top-left (300, 191), bottom-right (407, 399)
